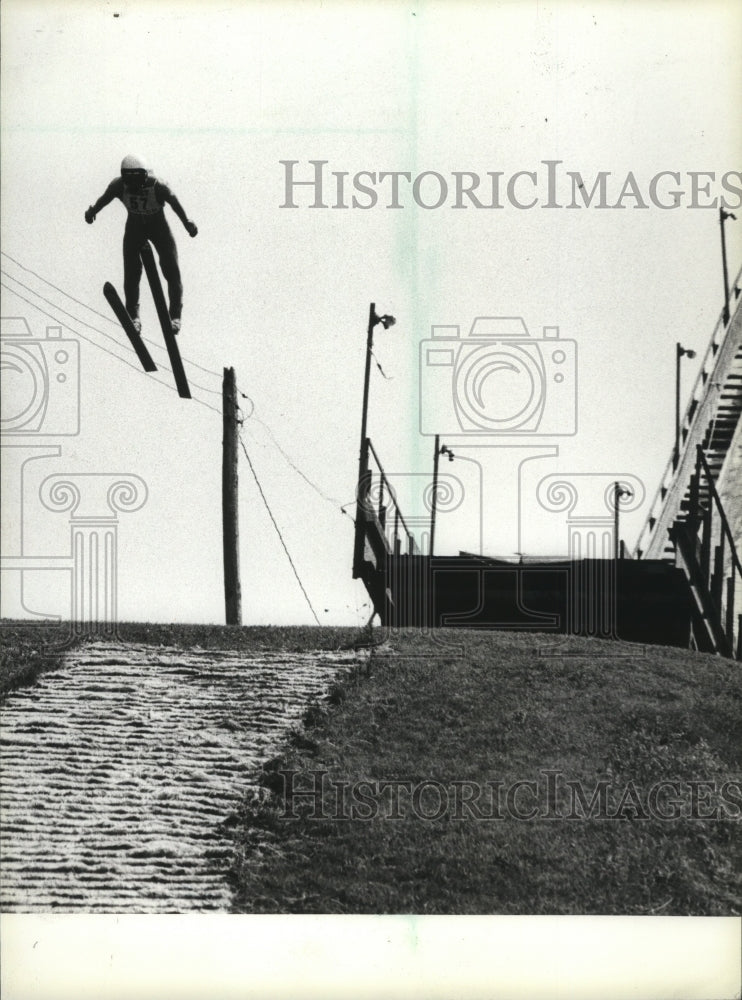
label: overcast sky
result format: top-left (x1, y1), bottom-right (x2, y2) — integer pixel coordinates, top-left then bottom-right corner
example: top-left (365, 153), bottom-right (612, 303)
top-left (2, 3), bottom-right (741, 989)
top-left (2, 0), bottom-right (741, 626)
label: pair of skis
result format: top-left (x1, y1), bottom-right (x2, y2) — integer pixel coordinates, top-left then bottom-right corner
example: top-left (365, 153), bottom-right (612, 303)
top-left (103, 242), bottom-right (191, 399)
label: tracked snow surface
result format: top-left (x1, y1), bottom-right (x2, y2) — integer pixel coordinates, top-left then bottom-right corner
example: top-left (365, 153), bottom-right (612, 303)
top-left (0, 640), bottom-right (363, 912)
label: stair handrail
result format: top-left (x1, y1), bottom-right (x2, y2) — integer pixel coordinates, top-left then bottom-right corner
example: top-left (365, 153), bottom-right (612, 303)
top-left (697, 447), bottom-right (742, 580)
top-left (635, 260), bottom-right (742, 557)
top-left (365, 437), bottom-right (419, 555)
top-left (671, 444), bottom-right (742, 658)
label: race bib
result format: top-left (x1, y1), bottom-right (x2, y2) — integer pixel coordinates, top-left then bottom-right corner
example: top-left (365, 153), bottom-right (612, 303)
top-left (122, 182), bottom-right (161, 216)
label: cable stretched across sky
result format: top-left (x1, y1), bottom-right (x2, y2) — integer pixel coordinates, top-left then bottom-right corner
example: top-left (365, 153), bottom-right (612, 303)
top-left (238, 380), bottom-right (348, 513)
top-left (1, 251), bottom-right (352, 527)
top-left (238, 433), bottom-right (321, 625)
top-left (1, 250), bottom-right (224, 383)
top-left (1, 246), bottom-right (223, 403)
top-left (2, 248), bottom-right (359, 624)
top-left (1, 276), bottom-right (222, 416)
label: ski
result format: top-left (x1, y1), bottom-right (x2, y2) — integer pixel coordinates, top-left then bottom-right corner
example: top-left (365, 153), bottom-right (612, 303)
top-left (140, 242), bottom-right (191, 399)
top-left (103, 282), bottom-right (158, 372)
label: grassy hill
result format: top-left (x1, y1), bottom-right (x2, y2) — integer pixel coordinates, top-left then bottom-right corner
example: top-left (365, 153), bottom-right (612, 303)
top-left (228, 628), bottom-right (741, 915)
top-left (1, 622), bottom-right (739, 914)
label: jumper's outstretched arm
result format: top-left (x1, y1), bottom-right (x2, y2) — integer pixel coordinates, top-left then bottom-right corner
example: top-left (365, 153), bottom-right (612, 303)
top-left (85, 180), bottom-right (119, 223)
top-left (161, 186), bottom-right (198, 237)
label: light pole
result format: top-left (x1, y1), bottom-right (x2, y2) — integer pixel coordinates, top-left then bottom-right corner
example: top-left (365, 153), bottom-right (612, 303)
top-left (674, 342), bottom-right (696, 469)
top-left (430, 437), bottom-right (454, 558)
top-left (613, 481), bottom-right (633, 561)
top-left (353, 304), bottom-right (396, 579)
top-left (720, 207), bottom-right (737, 326)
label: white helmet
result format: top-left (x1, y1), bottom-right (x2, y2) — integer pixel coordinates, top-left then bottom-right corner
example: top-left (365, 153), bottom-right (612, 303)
top-left (121, 154), bottom-right (147, 175)
top-left (121, 154), bottom-right (147, 177)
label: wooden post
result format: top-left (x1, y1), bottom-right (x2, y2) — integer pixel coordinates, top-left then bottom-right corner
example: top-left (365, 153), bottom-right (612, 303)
top-left (711, 543), bottom-right (724, 609)
top-left (700, 504), bottom-right (712, 586)
top-left (726, 575), bottom-right (735, 650)
top-left (222, 367), bottom-right (242, 625)
top-left (430, 435), bottom-right (441, 558)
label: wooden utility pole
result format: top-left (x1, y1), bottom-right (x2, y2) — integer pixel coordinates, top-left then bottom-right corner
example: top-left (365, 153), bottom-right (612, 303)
top-left (353, 303), bottom-right (377, 579)
top-left (352, 303), bottom-right (396, 579)
top-left (222, 367), bottom-right (242, 625)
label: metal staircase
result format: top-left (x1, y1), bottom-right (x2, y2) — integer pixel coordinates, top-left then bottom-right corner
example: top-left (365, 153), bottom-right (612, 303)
top-left (635, 262), bottom-right (742, 657)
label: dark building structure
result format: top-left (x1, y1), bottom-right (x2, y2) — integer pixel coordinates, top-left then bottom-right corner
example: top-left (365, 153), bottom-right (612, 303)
top-left (353, 265), bottom-right (742, 658)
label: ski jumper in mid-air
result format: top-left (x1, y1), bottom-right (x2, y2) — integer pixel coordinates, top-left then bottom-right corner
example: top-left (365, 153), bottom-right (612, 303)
top-left (85, 155), bottom-right (198, 334)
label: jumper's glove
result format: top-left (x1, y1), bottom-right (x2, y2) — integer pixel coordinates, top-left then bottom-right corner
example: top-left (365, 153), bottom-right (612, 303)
top-left (185, 220), bottom-right (198, 237)
top-left (85, 207), bottom-right (96, 224)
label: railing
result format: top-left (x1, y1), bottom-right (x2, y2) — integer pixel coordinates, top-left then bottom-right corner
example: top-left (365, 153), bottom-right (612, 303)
top-left (670, 445), bottom-right (742, 659)
top-left (364, 438), bottom-right (419, 557)
top-left (352, 437), bottom-right (419, 581)
top-left (635, 261), bottom-right (742, 559)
